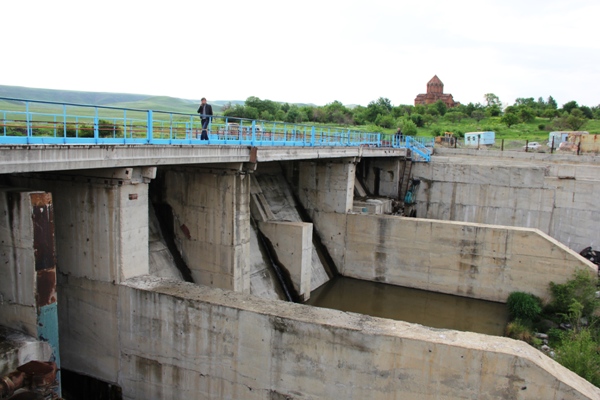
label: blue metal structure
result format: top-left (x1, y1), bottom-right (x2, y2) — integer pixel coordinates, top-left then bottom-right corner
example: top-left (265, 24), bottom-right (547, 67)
top-left (0, 97), bottom-right (432, 161)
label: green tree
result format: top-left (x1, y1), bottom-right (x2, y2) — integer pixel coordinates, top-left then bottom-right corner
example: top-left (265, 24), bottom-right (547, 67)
top-left (398, 118), bottom-right (417, 135)
top-left (375, 114), bottom-right (395, 129)
top-left (501, 112), bottom-right (519, 127)
top-left (486, 105), bottom-right (502, 117)
top-left (579, 105), bottom-right (593, 119)
top-left (547, 96), bottom-right (558, 110)
top-left (518, 107), bottom-right (536, 123)
top-left (484, 93), bottom-right (501, 107)
top-left (566, 109), bottom-right (587, 130)
top-left (434, 100), bottom-right (447, 116)
top-left (562, 100), bottom-right (579, 114)
top-left (471, 110), bottom-right (486, 122)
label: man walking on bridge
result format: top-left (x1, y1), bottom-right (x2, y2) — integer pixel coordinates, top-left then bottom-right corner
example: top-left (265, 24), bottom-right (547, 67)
top-left (197, 97), bottom-right (213, 140)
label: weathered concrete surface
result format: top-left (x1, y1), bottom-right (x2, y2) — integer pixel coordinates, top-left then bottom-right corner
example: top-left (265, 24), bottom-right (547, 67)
top-left (259, 221), bottom-right (312, 301)
top-left (118, 275), bottom-right (600, 400)
top-left (6, 170), bottom-right (150, 384)
top-left (413, 151), bottom-right (600, 252)
top-left (254, 164), bottom-right (329, 291)
top-left (57, 274), bottom-right (120, 384)
top-left (248, 225), bottom-right (285, 300)
top-left (360, 157), bottom-right (403, 198)
top-left (313, 213), bottom-right (597, 303)
top-left (163, 167), bottom-right (251, 292)
top-left (8, 171), bottom-right (150, 282)
top-left (0, 145), bottom-right (407, 174)
top-left (0, 188), bottom-right (39, 337)
top-left (299, 159), bottom-right (356, 215)
top-left (0, 326), bottom-right (52, 376)
top-left (148, 203), bottom-right (184, 280)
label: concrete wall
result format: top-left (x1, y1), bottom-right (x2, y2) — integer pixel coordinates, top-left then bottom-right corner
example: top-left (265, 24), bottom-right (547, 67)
top-left (413, 153), bottom-right (600, 252)
top-left (7, 169), bottom-right (151, 383)
top-left (312, 213), bottom-right (597, 303)
top-left (359, 157), bottom-right (403, 198)
top-left (116, 275), bottom-right (600, 400)
top-left (298, 159), bottom-right (356, 215)
top-left (254, 164), bottom-right (329, 291)
top-left (0, 188), bottom-right (41, 336)
top-left (163, 167), bottom-right (251, 293)
top-left (259, 221), bottom-right (312, 301)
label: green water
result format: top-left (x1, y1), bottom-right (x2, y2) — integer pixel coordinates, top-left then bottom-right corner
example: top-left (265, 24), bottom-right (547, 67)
top-left (305, 277), bottom-right (509, 336)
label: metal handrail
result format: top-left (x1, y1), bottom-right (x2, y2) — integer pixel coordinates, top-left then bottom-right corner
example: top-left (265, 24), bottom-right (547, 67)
top-left (0, 97), bottom-right (432, 160)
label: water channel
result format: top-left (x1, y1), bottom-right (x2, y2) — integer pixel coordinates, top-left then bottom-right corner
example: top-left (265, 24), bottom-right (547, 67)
top-left (305, 277), bottom-right (509, 336)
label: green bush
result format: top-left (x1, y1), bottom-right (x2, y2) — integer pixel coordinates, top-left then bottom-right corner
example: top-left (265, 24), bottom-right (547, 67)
top-left (507, 292), bottom-right (542, 321)
top-left (398, 119), bottom-right (417, 136)
top-left (555, 328), bottom-right (600, 387)
top-left (505, 319), bottom-right (534, 344)
top-left (548, 270), bottom-right (599, 318)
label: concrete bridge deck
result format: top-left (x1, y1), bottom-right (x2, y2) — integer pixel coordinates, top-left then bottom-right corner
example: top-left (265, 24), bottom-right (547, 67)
top-left (0, 145), bottom-right (407, 174)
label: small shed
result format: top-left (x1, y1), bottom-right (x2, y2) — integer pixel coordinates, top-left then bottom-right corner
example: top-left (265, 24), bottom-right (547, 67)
top-left (464, 131), bottom-right (495, 146)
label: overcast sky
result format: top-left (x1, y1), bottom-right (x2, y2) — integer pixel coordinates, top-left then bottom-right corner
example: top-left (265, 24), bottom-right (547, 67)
top-left (3, 0), bottom-right (599, 108)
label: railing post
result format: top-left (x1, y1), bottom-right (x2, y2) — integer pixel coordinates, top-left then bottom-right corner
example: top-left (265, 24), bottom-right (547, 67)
top-left (63, 105), bottom-right (67, 138)
top-left (25, 101), bottom-right (31, 140)
top-left (123, 110), bottom-right (127, 139)
top-left (252, 120), bottom-right (256, 144)
top-left (94, 107), bottom-right (99, 141)
top-left (147, 110), bottom-right (153, 143)
top-left (311, 126), bottom-right (316, 146)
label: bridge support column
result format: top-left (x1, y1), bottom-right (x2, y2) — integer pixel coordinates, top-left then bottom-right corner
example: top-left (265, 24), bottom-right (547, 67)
top-left (297, 158), bottom-right (356, 216)
top-left (358, 157), bottom-right (404, 198)
top-left (0, 188), bottom-right (61, 395)
top-left (163, 164), bottom-right (251, 293)
top-left (7, 167), bottom-right (153, 385)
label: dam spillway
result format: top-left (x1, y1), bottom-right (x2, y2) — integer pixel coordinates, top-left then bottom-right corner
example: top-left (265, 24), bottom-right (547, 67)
top-left (1, 145), bottom-right (599, 399)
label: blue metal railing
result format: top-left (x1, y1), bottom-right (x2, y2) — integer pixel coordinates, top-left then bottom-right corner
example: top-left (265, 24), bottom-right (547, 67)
top-left (0, 97), bottom-right (432, 160)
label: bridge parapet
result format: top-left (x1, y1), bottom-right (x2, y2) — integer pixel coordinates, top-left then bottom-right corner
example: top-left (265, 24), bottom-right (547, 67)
top-left (0, 97), bottom-right (432, 159)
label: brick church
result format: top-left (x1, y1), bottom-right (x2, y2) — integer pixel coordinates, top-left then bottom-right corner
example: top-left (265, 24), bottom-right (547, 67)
top-left (414, 75), bottom-right (459, 108)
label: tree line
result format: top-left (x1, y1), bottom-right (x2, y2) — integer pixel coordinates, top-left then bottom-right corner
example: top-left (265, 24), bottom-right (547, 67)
top-left (221, 94), bottom-right (600, 135)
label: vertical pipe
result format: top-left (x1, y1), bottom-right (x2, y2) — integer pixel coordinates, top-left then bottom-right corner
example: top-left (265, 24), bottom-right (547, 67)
top-left (525, 139), bottom-right (529, 152)
top-left (501, 138), bottom-right (504, 151)
top-left (551, 137), bottom-right (555, 154)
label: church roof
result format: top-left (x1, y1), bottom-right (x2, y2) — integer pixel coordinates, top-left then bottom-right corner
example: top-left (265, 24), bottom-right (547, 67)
top-left (428, 75), bottom-right (443, 86)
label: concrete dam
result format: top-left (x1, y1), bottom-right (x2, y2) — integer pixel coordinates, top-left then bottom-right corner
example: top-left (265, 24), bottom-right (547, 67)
top-left (1, 144), bottom-right (600, 399)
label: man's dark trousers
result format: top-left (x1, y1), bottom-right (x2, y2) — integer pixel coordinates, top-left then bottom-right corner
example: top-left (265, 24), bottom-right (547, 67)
top-left (200, 118), bottom-right (209, 140)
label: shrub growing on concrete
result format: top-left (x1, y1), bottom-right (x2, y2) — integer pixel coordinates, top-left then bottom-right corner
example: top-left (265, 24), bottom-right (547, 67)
top-left (507, 291), bottom-right (542, 321)
top-left (555, 328), bottom-right (600, 387)
top-left (505, 319), bottom-right (534, 344)
top-left (548, 270), bottom-right (599, 318)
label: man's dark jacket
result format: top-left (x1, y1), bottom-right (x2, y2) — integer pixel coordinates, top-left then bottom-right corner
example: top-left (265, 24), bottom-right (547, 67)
top-left (197, 103), bottom-right (213, 119)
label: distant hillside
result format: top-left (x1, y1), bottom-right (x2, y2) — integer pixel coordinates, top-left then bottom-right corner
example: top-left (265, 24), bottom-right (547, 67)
top-left (0, 85), bottom-right (151, 105)
top-left (0, 84), bottom-right (321, 114)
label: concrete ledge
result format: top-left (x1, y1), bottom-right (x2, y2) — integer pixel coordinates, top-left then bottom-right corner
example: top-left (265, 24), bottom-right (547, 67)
top-left (119, 275), bottom-right (600, 400)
